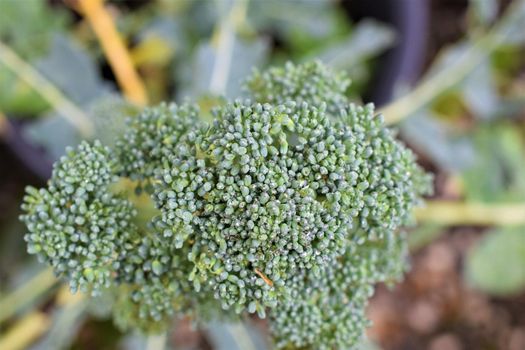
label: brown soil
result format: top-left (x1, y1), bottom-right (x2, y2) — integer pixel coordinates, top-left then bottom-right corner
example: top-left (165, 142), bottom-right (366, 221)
top-left (368, 228), bottom-right (525, 350)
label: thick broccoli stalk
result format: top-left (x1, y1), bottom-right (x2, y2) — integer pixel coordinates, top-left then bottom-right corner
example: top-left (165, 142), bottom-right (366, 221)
top-left (20, 61), bottom-right (431, 348)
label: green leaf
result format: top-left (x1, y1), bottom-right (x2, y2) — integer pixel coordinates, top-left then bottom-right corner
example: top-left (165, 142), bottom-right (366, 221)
top-left (36, 35), bottom-right (110, 105)
top-left (462, 61), bottom-right (499, 120)
top-left (0, 67), bottom-right (48, 116)
top-left (316, 19), bottom-right (396, 69)
top-left (400, 112), bottom-right (475, 172)
top-left (466, 227), bottom-right (525, 296)
top-left (462, 124), bottom-right (525, 202)
top-left (498, 0), bottom-right (525, 45)
top-left (23, 113), bottom-right (80, 161)
top-left (0, 0), bottom-right (70, 59)
top-left (22, 95), bottom-right (133, 162)
top-left (0, 0), bottom-right (70, 115)
top-left (20, 35), bottom-right (114, 160)
top-left (182, 37), bottom-right (269, 99)
top-left (247, 0), bottom-right (341, 40)
top-left (30, 299), bottom-right (88, 350)
top-left (135, 16), bottom-right (186, 64)
top-left (468, 0), bottom-right (498, 27)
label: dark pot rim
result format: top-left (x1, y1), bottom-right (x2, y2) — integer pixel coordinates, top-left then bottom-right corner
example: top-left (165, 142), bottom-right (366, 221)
top-left (344, 0), bottom-right (429, 106)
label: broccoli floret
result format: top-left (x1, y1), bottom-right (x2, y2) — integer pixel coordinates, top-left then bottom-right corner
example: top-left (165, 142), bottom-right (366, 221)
top-left (152, 99), bottom-right (429, 319)
top-left (270, 231), bottom-right (408, 350)
top-left (154, 101), bottom-right (355, 314)
top-left (113, 234), bottom-right (237, 333)
top-left (21, 61), bottom-right (431, 348)
top-left (21, 141), bottom-right (138, 295)
top-left (115, 102), bottom-right (200, 191)
top-left (245, 60), bottom-right (351, 115)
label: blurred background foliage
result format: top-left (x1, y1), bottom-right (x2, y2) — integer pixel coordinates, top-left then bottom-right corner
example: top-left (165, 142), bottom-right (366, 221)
top-left (1, 0), bottom-right (525, 349)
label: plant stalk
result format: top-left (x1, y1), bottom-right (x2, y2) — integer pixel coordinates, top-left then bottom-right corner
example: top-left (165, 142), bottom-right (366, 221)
top-left (0, 41), bottom-right (94, 137)
top-left (415, 200), bottom-right (525, 226)
top-left (146, 333), bottom-right (167, 350)
top-left (76, 0), bottom-right (148, 106)
top-left (0, 268), bottom-right (57, 324)
top-left (380, 0), bottom-right (525, 124)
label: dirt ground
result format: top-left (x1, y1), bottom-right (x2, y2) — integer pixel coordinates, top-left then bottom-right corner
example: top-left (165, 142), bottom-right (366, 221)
top-left (368, 228), bottom-right (525, 350)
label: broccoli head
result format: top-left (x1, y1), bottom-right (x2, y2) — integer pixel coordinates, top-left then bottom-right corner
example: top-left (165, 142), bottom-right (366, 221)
top-left (21, 61), bottom-right (431, 348)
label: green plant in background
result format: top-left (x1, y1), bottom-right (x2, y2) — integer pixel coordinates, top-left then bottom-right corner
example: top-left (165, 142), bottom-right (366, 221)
top-left (461, 124), bottom-right (525, 295)
top-left (0, 0), bottom-right (70, 115)
top-left (466, 226), bottom-right (525, 295)
top-left (20, 61), bottom-right (431, 349)
top-left (387, 0), bottom-right (525, 299)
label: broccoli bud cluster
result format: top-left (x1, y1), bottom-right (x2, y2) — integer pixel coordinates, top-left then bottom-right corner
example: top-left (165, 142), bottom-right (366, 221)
top-left (245, 61), bottom-right (351, 115)
top-left (21, 141), bottom-right (137, 295)
top-left (154, 101), bottom-right (359, 315)
top-left (270, 231), bottom-right (408, 350)
top-left (116, 103), bottom-right (200, 190)
top-left (21, 61), bottom-right (431, 349)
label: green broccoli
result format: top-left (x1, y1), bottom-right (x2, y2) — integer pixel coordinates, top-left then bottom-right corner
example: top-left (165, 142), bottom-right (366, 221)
top-left (21, 61), bottom-right (431, 349)
top-left (21, 141), bottom-right (138, 295)
top-left (245, 60), bottom-right (351, 115)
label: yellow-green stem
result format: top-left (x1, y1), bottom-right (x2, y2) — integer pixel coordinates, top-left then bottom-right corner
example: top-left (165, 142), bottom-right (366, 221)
top-left (0, 268), bottom-right (57, 324)
top-left (146, 333), bottom-right (167, 350)
top-left (0, 41), bottom-right (94, 137)
top-left (380, 0), bottom-right (525, 124)
top-left (415, 200), bottom-right (525, 226)
top-left (0, 312), bottom-right (50, 350)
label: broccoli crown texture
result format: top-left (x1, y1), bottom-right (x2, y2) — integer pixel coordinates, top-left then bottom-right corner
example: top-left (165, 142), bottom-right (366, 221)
top-left (112, 236), bottom-right (235, 333)
top-left (245, 60), bottom-right (351, 115)
top-left (154, 101), bottom-right (356, 314)
top-left (21, 141), bottom-right (137, 295)
top-left (270, 231), bottom-right (408, 350)
top-left (21, 61), bottom-right (431, 349)
top-left (116, 102), bottom-right (200, 189)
